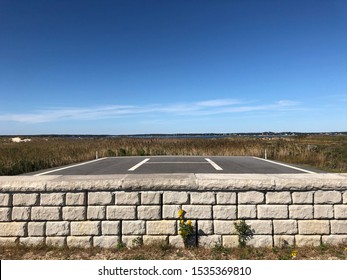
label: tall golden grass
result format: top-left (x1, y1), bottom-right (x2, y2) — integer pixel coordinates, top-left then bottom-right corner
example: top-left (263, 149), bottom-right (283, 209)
top-left (0, 135), bottom-right (346, 175)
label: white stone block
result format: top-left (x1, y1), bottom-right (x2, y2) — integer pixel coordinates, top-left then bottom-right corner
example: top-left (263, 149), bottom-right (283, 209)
top-left (143, 235), bottom-right (168, 245)
top-left (138, 206), bottom-right (161, 220)
top-left (238, 205), bottom-right (257, 219)
top-left (102, 221), bottom-right (120, 235)
top-left (322, 235), bottom-right (347, 245)
top-left (331, 220), bottom-right (347, 234)
top-left (197, 220), bottom-right (213, 235)
top-left (141, 192), bottom-right (161, 204)
top-left (295, 235), bottom-right (321, 246)
top-left (46, 221), bottom-right (70, 236)
top-left (66, 192), bottom-right (86, 205)
top-left (31, 207), bottom-right (61, 221)
top-left (246, 220), bottom-right (272, 234)
top-left (182, 205), bottom-right (212, 219)
top-left (13, 194), bottom-right (38, 206)
top-left (71, 221), bottom-right (101, 236)
top-left (258, 205), bottom-right (288, 219)
top-left (0, 222), bottom-right (26, 236)
top-left (20, 237), bottom-right (45, 246)
top-left (46, 237), bottom-right (66, 247)
top-left (67, 236), bottom-right (92, 248)
top-left (334, 205), bottom-right (347, 219)
top-left (222, 235), bottom-right (238, 247)
top-left (198, 235), bottom-right (221, 248)
top-left (292, 192), bottom-right (313, 204)
top-left (289, 205), bottom-right (313, 219)
top-left (298, 220), bottom-right (330, 234)
top-left (163, 192), bottom-right (189, 204)
top-left (0, 208), bottom-right (11, 221)
top-left (238, 191), bottom-right (264, 204)
top-left (213, 206), bottom-right (236, 219)
top-left (115, 192), bottom-right (140, 205)
top-left (147, 221), bottom-right (176, 235)
top-left (247, 235), bottom-right (273, 247)
top-left (314, 205), bottom-right (334, 219)
top-left (314, 191), bottom-right (341, 204)
top-left (63, 206), bottom-right (86, 220)
top-left (106, 206), bottom-right (136, 220)
top-left (12, 207), bottom-right (31, 221)
top-left (216, 192), bottom-right (236, 204)
top-left (88, 192), bottom-right (113, 205)
top-left (94, 236), bottom-right (119, 248)
top-left (214, 221), bottom-right (237, 234)
top-left (273, 220), bottom-right (297, 235)
top-left (28, 222), bottom-right (45, 236)
top-left (0, 194), bottom-right (10, 206)
top-left (162, 205), bottom-right (181, 219)
top-left (266, 192), bottom-right (291, 204)
top-left (274, 235), bottom-right (295, 247)
top-left (87, 206), bottom-right (106, 220)
top-left (40, 193), bottom-right (64, 206)
top-left (190, 192), bottom-right (215, 204)
top-left (122, 221), bottom-right (146, 235)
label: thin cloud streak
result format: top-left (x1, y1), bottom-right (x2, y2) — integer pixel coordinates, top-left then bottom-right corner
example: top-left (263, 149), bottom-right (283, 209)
top-left (0, 99), bottom-right (301, 123)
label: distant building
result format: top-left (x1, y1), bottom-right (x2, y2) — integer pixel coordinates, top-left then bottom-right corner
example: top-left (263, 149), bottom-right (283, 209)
top-left (11, 137), bottom-right (31, 143)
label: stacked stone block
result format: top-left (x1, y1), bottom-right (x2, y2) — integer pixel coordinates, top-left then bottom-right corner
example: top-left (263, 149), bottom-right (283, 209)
top-left (0, 189), bottom-right (346, 248)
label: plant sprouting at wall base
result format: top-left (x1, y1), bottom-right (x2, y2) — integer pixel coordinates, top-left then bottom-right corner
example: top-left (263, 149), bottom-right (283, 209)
top-left (234, 220), bottom-right (254, 247)
top-left (178, 209), bottom-right (194, 247)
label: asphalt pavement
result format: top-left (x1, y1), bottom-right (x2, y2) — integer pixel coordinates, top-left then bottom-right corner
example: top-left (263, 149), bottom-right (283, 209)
top-left (26, 156), bottom-right (323, 176)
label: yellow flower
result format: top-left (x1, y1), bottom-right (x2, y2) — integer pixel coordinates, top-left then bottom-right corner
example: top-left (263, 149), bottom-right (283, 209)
top-left (187, 220), bottom-right (192, 226)
top-left (344, 247), bottom-right (347, 251)
top-left (178, 209), bottom-right (184, 218)
top-left (178, 230), bottom-right (182, 235)
top-left (291, 250), bottom-right (298, 258)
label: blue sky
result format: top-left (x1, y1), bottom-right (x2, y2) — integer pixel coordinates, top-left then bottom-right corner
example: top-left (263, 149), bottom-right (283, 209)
top-left (0, 0), bottom-right (346, 135)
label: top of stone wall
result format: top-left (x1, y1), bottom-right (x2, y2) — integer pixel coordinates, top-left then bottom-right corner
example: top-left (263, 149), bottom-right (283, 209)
top-left (0, 173), bottom-right (346, 192)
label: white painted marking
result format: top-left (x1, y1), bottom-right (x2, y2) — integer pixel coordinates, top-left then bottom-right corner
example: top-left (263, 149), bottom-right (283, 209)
top-left (205, 158), bottom-right (223, 170)
top-left (146, 162), bottom-right (208, 164)
top-left (33, 157), bottom-right (107, 176)
top-left (252, 157), bottom-right (316, 174)
top-left (128, 158), bottom-right (150, 171)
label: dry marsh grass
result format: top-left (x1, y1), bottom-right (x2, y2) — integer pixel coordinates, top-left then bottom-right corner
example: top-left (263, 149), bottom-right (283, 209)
top-left (0, 243), bottom-right (346, 260)
top-left (0, 135), bottom-right (346, 175)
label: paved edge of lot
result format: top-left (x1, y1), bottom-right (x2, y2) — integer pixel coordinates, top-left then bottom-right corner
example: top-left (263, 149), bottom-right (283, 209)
top-left (0, 173), bottom-right (346, 192)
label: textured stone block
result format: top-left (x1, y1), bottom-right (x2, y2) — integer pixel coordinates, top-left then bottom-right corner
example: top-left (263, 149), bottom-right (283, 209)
top-left (248, 235), bottom-right (273, 247)
top-left (46, 221), bottom-right (70, 236)
top-left (182, 205), bottom-right (212, 219)
top-left (314, 191), bottom-right (341, 204)
top-left (20, 237), bottom-right (45, 246)
top-left (322, 235), bottom-right (347, 245)
top-left (238, 191), bottom-right (264, 204)
top-left (190, 192), bottom-right (215, 204)
top-left (46, 237), bottom-right (66, 247)
top-left (216, 192), bottom-right (236, 204)
top-left (198, 235), bottom-right (221, 247)
top-left (214, 221), bottom-right (236, 234)
top-left (298, 220), bottom-right (330, 234)
top-left (198, 220), bottom-right (213, 235)
top-left (141, 192), bottom-right (161, 205)
top-left (122, 221), bottom-right (146, 235)
top-left (147, 221), bottom-right (176, 235)
top-left (314, 205), bottom-right (334, 219)
top-left (163, 192), bottom-right (189, 204)
top-left (143, 235), bottom-right (168, 245)
top-left (266, 192), bottom-right (291, 204)
top-left (162, 205), bottom-right (181, 219)
top-left (0, 208), bottom-right (11, 221)
top-left (238, 205), bottom-right (257, 219)
top-left (12, 207), bottom-right (31, 221)
top-left (0, 194), bottom-right (10, 206)
top-left (0, 222), bottom-right (26, 236)
top-left (31, 207), bottom-right (61, 220)
top-left (115, 192), bottom-right (140, 205)
top-left (273, 220), bottom-right (297, 234)
top-left (246, 220), bottom-right (272, 234)
top-left (67, 236), bottom-right (92, 248)
top-left (138, 206), bottom-right (161, 220)
top-left (28, 222), bottom-right (45, 236)
top-left (71, 221), bottom-right (101, 236)
top-left (169, 235), bottom-right (185, 248)
top-left (295, 235), bottom-right (321, 246)
top-left (222, 235), bottom-right (238, 247)
top-left (258, 205), bottom-right (288, 219)
top-left (13, 194), bottom-right (38, 206)
top-left (334, 205), bottom-right (347, 219)
top-left (94, 236), bottom-right (119, 248)
top-left (331, 220), bottom-right (347, 234)
top-left (66, 193), bottom-right (85, 205)
top-left (87, 206), bottom-right (106, 220)
top-left (62, 206), bottom-right (86, 220)
top-left (289, 205), bottom-right (313, 219)
top-left (274, 235), bottom-right (295, 247)
top-left (213, 206), bottom-right (236, 219)
top-left (102, 221), bottom-right (120, 235)
top-left (0, 237), bottom-right (18, 246)
top-left (40, 193), bottom-right (64, 206)
top-left (88, 192), bottom-right (113, 205)
top-left (106, 206), bottom-right (136, 220)
top-left (343, 192), bottom-right (347, 204)
top-left (292, 192), bottom-right (313, 204)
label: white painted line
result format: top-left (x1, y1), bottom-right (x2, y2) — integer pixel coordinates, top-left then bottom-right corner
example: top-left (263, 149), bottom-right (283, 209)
top-left (146, 162), bottom-right (208, 164)
top-left (205, 158), bottom-right (223, 170)
top-left (252, 157), bottom-right (316, 174)
top-left (128, 158), bottom-right (150, 171)
top-left (33, 157), bottom-right (107, 176)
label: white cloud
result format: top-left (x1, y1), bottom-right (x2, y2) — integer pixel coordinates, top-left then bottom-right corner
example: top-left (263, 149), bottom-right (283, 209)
top-left (0, 99), bottom-right (301, 123)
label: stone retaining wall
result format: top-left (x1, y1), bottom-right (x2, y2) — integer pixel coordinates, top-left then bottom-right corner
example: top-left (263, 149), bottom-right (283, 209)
top-left (0, 174), bottom-right (346, 248)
